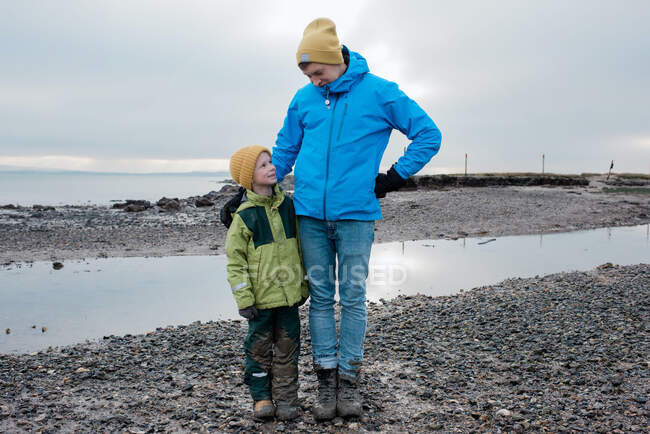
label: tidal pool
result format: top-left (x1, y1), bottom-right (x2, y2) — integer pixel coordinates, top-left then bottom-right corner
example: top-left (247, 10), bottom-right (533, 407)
top-left (1, 224), bottom-right (648, 353)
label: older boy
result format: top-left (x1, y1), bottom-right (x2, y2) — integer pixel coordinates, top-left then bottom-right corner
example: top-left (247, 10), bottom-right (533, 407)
top-left (272, 18), bottom-right (442, 419)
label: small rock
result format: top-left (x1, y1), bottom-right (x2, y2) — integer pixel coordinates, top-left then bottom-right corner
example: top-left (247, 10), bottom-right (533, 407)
top-left (124, 204), bottom-right (150, 212)
top-left (113, 200), bottom-right (152, 212)
top-left (41, 326), bottom-right (47, 333)
top-left (4, 328), bottom-right (9, 334)
top-left (33, 204), bottom-right (55, 211)
top-left (76, 367), bottom-right (90, 373)
top-left (496, 408), bottom-right (512, 417)
top-left (156, 197), bottom-right (181, 211)
top-left (333, 417), bottom-right (344, 426)
top-left (218, 184), bottom-right (240, 193)
top-left (610, 373), bottom-right (624, 386)
top-left (52, 262), bottom-right (64, 270)
top-left (195, 197), bottom-right (214, 207)
top-left (597, 262), bottom-right (613, 270)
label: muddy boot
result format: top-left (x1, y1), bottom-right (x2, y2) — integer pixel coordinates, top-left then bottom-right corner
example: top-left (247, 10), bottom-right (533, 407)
top-left (275, 402), bottom-right (300, 420)
top-left (253, 400), bottom-right (275, 419)
top-left (312, 368), bottom-right (337, 420)
top-left (337, 374), bottom-right (361, 417)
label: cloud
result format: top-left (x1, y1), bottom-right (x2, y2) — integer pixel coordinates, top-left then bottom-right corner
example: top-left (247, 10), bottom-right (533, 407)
top-left (0, 155), bottom-right (229, 173)
top-left (0, 1), bottom-right (649, 173)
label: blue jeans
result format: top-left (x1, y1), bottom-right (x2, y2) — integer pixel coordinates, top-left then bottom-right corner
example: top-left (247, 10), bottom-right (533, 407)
top-left (298, 216), bottom-right (374, 379)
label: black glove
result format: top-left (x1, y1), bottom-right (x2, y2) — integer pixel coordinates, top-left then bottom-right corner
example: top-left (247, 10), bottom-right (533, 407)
top-left (297, 297), bottom-right (308, 307)
top-left (238, 305), bottom-right (259, 320)
top-left (374, 165), bottom-right (407, 198)
top-left (220, 187), bottom-right (246, 229)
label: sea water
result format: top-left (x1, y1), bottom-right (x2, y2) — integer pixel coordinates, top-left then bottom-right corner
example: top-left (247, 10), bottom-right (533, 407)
top-left (1, 224), bottom-right (648, 353)
top-left (0, 171), bottom-right (230, 206)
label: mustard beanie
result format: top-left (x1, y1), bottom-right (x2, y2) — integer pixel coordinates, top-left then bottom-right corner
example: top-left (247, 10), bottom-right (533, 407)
top-left (296, 18), bottom-right (344, 65)
top-left (229, 145), bottom-right (272, 190)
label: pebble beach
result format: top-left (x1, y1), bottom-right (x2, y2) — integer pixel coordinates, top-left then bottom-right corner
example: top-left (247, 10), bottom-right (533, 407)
top-left (1, 174), bottom-right (649, 432)
top-left (1, 265), bottom-right (648, 432)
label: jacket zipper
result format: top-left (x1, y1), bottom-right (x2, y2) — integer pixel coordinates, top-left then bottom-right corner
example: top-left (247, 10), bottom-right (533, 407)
top-left (269, 200), bottom-right (290, 305)
top-left (323, 90), bottom-right (338, 220)
top-left (337, 103), bottom-right (348, 141)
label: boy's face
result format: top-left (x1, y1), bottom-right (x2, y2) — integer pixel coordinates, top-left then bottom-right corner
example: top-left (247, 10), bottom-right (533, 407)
top-left (252, 152), bottom-right (276, 188)
top-left (300, 62), bottom-right (346, 87)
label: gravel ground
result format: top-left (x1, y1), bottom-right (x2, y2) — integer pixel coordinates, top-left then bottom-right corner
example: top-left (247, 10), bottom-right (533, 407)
top-left (1, 176), bottom-right (649, 264)
top-left (1, 264), bottom-right (648, 432)
top-left (1, 175), bottom-right (649, 431)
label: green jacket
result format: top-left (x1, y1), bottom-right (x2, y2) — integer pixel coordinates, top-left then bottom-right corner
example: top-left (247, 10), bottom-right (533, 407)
top-left (225, 185), bottom-right (309, 310)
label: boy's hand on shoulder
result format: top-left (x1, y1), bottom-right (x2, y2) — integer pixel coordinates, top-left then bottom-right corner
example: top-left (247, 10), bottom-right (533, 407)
top-left (375, 165), bottom-right (407, 198)
top-left (238, 305), bottom-right (259, 320)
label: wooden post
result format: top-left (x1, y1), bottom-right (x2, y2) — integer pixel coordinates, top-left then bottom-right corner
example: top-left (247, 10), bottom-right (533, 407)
top-left (464, 153), bottom-right (467, 176)
top-left (607, 160), bottom-right (614, 180)
top-left (542, 154), bottom-right (545, 174)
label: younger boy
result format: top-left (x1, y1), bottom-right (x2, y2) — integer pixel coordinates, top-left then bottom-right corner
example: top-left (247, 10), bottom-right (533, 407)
top-left (225, 145), bottom-right (309, 420)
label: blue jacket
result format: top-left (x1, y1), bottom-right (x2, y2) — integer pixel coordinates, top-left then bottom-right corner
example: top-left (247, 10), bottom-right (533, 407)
top-left (273, 48), bottom-right (441, 221)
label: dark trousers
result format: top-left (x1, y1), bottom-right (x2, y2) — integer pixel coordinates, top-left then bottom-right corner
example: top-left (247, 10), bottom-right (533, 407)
top-left (243, 305), bottom-right (300, 403)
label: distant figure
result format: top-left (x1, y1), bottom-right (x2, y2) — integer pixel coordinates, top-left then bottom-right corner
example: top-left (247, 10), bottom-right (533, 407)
top-left (273, 18), bottom-right (442, 420)
top-left (225, 145), bottom-right (309, 421)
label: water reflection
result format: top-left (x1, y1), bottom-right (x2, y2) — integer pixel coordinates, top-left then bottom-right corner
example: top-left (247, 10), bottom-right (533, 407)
top-left (1, 225), bottom-right (648, 353)
top-left (0, 256), bottom-right (233, 354)
top-left (366, 224), bottom-right (648, 300)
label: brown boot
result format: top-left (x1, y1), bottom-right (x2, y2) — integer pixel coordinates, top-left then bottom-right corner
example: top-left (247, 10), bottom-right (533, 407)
top-left (275, 401), bottom-right (300, 420)
top-left (337, 374), bottom-right (361, 417)
top-left (312, 368), bottom-right (337, 420)
top-left (253, 400), bottom-right (275, 419)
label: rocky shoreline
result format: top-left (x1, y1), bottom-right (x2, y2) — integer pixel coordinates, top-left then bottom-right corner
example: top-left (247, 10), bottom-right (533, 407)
top-left (1, 174), bottom-right (649, 432)
top-left (1, 174), bottom-right (649, 265)
top-left (1, 264), bottom-right (648, 432)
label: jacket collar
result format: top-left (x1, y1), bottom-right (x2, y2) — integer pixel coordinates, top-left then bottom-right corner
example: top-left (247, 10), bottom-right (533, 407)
top-left (244, 184), bottom-right (283, 208)
top-left (319, 46), bottom-right (369, 95)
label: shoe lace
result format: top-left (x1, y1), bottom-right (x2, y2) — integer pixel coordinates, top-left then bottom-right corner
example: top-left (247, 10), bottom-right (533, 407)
top-left (338, 377), bottom-right (358, 400)
top-left (317, 372), bottom-right (336, 402)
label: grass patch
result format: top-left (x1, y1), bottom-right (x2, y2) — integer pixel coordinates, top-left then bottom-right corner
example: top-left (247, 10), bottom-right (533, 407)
top-left (602, 187), bottom-right (650, 194)
top-left (615, 173), bottom-right (650, 180)
top-left (445, 172), bottom-right (581, 178)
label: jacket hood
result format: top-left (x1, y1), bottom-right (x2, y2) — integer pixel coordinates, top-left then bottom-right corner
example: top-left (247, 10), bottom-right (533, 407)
top-left (320, 46), bottom-right (369, 95)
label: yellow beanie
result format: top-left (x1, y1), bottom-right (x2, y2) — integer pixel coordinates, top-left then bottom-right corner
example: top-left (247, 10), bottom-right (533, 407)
top-left (229, 145), bottom-right (272, 190)
top-left (296, 18), bottom-right (344, 65)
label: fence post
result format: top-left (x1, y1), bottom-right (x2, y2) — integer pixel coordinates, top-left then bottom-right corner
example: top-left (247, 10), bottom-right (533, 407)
top-left (607, 160), bottom-right (614, 181)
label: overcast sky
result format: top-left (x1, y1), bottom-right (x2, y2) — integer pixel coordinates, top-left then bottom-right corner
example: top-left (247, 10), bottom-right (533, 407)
top-left (1, 0), bottom-right (649, 174)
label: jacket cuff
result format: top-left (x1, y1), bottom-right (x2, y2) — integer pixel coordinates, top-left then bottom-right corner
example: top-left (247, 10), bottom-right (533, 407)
top-left (233, 284), bottom-right (255, 310)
